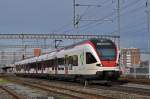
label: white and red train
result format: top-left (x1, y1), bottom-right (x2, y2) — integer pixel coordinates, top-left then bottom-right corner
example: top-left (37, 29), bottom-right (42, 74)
top-left (14, 38), bottom-right (121, 81)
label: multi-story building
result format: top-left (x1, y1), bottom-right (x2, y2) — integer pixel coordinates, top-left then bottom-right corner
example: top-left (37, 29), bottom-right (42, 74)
top-left (121, 48), bottom-right (140, 67)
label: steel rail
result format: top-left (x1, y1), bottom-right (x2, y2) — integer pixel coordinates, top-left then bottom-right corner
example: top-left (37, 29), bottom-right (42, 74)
top-left (121, 77), bottom-right (150, 85)
top-left (0, 85), bottom-right (24, 99)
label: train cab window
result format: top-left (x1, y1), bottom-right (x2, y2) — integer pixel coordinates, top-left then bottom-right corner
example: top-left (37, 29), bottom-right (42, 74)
top-left (86, 52), bottom-right (97, 64)
top-left (72, 55), bottom-right (78, 66)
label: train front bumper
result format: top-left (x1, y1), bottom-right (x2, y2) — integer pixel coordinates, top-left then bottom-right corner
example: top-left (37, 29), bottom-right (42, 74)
top-left (96, 70), bottom-right (120, 80)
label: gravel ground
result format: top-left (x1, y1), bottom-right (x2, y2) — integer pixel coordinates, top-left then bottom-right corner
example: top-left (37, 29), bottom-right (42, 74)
top-left (3, 83), bottom-right (57, 99)
top-left (0, 78), bottom-right (57, 99)
top-left (0, 79), bottom-right (75, 99)
top-left (2, 77), bottom-right (150, 99)
top-left (0, 88), bottom-right (13, 99)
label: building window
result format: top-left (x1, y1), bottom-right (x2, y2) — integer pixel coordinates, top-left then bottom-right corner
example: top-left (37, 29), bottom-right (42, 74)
top-left (86, 52), bottom-right (97, 64)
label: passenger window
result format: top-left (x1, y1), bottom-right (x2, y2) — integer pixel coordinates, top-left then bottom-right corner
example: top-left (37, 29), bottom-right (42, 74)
top-left (86, 52), bottom-right (97, 64)
top-left (69, 56), bottom-right (73, 66)
top-left (58, 58), bottom-right (65, 66)
top-left (72, 55), bottom-right (78, 66)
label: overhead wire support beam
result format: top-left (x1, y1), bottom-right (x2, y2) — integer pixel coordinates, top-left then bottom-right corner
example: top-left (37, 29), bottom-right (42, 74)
top-left (73, 0), bottom-right (102, 29)
top-left (0, 33), bottom-right (120, 40)
top-left (75, 4), bottom-right (101, 7)
top-left (0, 45), bottom-right (51, 48)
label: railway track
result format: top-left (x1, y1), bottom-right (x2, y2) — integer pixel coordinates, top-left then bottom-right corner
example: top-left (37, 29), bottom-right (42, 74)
top-left (91, 84), bottom-right (150, 96)
top-left (4, 77), bottom-right (150, 99)
top-left (7, 78), bottom-right (113, 99)
top-left (121, 77), bottom-right (150, 85)
top-left (24, 78), bottom-right (150, 96)
top-left (0, 85), bottom-right (24, 99)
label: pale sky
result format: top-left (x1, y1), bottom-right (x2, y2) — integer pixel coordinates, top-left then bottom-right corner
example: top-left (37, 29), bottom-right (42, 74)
top-left (0, 0), bottom-right (150, 50)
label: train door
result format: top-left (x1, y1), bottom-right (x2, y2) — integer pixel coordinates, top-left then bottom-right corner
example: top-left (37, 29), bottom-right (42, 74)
top-left (65, 55), bottom-right (69, 75)
top-left (79, 51), bottom-right (85, 68)
top-left (54, 57), bottom-right (58, 75)
top-left (41, 61), bottom-right (44, 74)
top-left (35, 62), bottom-right (38, 74)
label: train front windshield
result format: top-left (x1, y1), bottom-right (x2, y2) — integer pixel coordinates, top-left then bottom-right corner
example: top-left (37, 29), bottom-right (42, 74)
top-left (97, 47), bottom-right (116, 60)
top-left (94, 40), bottom-right (116, 60)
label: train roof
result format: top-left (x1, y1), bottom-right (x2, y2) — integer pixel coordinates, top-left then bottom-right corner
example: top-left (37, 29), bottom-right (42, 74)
top-left (64, 38), bottom-right (114, 49)
top-left (37, 54), bottom-right (48, 61)
top-left (15, 57), bottom-right (38, 65)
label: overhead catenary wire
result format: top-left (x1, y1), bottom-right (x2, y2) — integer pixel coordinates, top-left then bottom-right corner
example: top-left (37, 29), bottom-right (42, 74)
top-left (80, 1), bottom-right (146, 34)
top-left (122, 27), bottom-right (147, 38)
top-left (120, 0), bottom-right (142, 10)
top-left (64, 11), bottom-right (115, 33)
top-left (110, 8), bottom-right (146, 33)
top-left (64, 0), bottom-right (118, 33)
top-left (79, 16), bottom-right (146, 34)
top-left (51, 0), bottom-right (109, 33)
top-left (64, 0), bottom-right (144, 34)
top-left (52, 21), bottom-right (73, 33)
top-left (61, 0), bottom-right (147, 49)
top-left (111, 1), bottom-right (148, 34)
top-left (78, 0), bottom-right (143, 32)
top-left (64, 0), bottom-right (114, 33)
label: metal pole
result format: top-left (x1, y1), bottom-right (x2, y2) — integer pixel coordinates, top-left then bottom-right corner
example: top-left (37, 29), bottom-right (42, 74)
top-left (146, 10), bottom-right (150, 32)
top-left (147, 39), bottom-right (150, 77)
top-left (44, 38), bottom-right (47, 49)
top-left (148, 40), bottom-right (150, 51)
top-left (145, 0), bottom-right (150, 32)
top-left (73, 0), bottom-right (76, 28)
top-left (117, 0), bottom-right (121, 49)
top-left (73, 0), bottom-right (77, 44)
top-left (148, 12), bottom-right (150, 32)
top-left (149, 53), bottom-right (150, 79)
top-left (117, 0), bottom-right (121, 70)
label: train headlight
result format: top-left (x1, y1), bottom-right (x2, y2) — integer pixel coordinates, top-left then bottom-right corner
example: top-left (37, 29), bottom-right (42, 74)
top-left (96, 64), bottom-right (101, 67)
